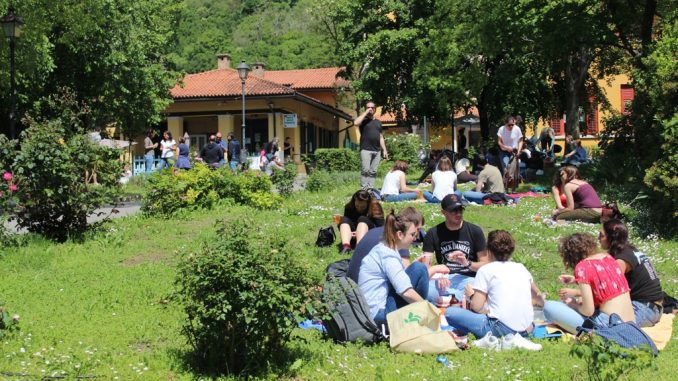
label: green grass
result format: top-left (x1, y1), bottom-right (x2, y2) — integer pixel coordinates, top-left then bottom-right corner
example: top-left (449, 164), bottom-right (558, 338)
top-left (1, 173), bottom-right (676, 380)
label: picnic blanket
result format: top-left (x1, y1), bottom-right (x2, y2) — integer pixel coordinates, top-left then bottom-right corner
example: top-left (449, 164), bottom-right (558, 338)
top-left (507, 191), bottom-right (550, 199)
top-left (641, 313), bottom-right (675, 351)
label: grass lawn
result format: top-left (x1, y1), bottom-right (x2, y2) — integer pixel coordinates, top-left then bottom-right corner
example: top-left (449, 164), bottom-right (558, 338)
top-left (0, 172), bottom-right (676, 380)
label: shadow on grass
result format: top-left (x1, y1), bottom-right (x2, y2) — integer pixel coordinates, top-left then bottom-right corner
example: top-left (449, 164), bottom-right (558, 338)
top-left (166, 331), bottom-right (318, 379)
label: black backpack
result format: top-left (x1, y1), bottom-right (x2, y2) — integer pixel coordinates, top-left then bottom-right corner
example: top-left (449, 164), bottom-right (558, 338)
top-left (315, 226), bottom-right (336, 247)
top-left (322, 259), bottom-right (385, 344)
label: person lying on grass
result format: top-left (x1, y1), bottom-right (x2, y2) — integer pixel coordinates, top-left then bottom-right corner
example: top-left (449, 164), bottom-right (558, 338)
top-left (444, 230), bottom-right (544, 345)
top-left (544, 233), bottom-right (634, 334)
top-left (358, 208), bottom-right (434, 329)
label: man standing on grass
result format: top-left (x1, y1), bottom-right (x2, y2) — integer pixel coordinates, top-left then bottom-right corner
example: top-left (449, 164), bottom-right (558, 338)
top-left (422, 194), bottom-right (488, 303)
top-left (354, 101), bottom-right (388, 189)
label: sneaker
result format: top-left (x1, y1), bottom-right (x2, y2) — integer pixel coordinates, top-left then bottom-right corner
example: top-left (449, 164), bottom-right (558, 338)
top-left (473, 332), bottom-right (501, 351)
top-left (339, 245), bottom-right (352, 255)
top-left (501, 333), bottom-right (542, 351)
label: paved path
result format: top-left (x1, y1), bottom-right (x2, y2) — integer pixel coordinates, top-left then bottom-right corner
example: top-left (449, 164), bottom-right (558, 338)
top-left (3, 201), bottom-right (142, 234)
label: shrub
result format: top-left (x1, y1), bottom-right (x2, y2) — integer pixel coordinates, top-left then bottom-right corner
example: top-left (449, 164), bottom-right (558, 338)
top-left (314, 148), bottom-right (360, 172)
top-left (270, 162), bottom-right (297, 197)
top-left (143, 163), bottom-right (221, 217)
top-left (384, 133), bottom-right (428, 168)
top-left (305, 169), bottom-right (333, 192)
top-left (570, 333), bottom-right (655, 381)
top-left (217, 170), bottom-right (282, 209)
top-left (175, 218), bottom-right (320, 375)
top-left (11, 122), bottom-right (120, 241)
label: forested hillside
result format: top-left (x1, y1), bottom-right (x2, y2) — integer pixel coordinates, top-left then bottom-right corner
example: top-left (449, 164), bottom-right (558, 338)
top-left (169, 0), bottom-right (339, 73)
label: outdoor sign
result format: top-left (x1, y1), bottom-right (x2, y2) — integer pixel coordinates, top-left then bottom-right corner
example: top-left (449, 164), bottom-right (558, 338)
top-left (283, 114), bottom-right (298, 128)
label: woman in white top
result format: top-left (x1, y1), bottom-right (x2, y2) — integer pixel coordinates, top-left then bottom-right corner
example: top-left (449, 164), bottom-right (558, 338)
top-left (445, 230), bottom-right (543, 348)
top-left (380, 160), bottom-right (421, 202)
top-left (159, 131), bottom-right (177, 170)
top-left (422, 156), bottom-right (460, 203)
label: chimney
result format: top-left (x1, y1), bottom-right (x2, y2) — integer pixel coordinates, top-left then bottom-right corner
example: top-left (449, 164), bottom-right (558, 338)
top-left (251, 62), bottom-right (266, 78)
top-left (216, 53), bottom-right (231, 69)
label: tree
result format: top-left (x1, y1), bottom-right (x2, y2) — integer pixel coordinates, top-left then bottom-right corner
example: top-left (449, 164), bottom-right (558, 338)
top-left (0, 0), bottom-right (181, 139)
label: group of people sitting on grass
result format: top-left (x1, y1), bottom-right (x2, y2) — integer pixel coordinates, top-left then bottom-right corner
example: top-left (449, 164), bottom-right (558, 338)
top-left (340, 193), bottom-right (665, 350)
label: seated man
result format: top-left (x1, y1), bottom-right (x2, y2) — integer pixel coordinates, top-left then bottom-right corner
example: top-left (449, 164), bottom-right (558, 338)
top-left (462, 157), bottom-right (505, 204)
top-left (423, 194), bottom-right (488, 303)
top-left (562, 140), bottom-right (588, 166)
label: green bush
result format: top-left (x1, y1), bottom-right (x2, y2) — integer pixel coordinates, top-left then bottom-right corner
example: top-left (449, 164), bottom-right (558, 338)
top-left (143, 166), bottom-right (283, 216)
top-left (384, 133), bottom-right (428, 168)
top-left (305, 169), bottom-right (333, 192)
top-left (570, 333), bottom-right (655, 381)
top-left (175, 218), bottom-right (319, 375)
top-left (314, 148), bottom-right (360, 172)
top-left (10, 123), bottom-right (120, 241)
top-left (270, 162), bottom-right (297, 197)
top-left (143, 163), bottom-right (221, 217)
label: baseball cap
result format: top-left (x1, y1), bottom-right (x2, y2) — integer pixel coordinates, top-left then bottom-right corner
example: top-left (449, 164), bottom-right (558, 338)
top-left (441, 194), bottom-right (464, 212)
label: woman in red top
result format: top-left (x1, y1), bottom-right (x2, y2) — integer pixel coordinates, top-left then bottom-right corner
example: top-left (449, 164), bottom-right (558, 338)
top-left (543, 233), bottom-right (634, 334)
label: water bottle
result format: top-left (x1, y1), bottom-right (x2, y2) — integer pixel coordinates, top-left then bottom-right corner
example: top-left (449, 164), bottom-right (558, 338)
top-left (436, 355), bottom-right (455, 369)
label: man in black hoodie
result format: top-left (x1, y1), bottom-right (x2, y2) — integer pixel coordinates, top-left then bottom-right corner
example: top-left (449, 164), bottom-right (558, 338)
top-left (200, 134), bottom-right (224, 168)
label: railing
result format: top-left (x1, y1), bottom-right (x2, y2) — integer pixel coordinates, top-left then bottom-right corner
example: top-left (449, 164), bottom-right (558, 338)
top-left (132, 155), bottom-right (163, 176)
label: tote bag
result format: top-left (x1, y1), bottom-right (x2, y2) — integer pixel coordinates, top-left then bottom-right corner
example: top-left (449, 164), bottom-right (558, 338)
top-left (386, 301), bottom-right (458, 354)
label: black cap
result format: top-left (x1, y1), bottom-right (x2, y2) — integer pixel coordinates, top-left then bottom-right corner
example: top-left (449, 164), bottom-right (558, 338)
top-left (441, 194), bottom-right (464, 212)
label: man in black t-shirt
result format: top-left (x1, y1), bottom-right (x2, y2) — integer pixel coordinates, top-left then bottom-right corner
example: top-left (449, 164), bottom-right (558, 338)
top-left (354, 101), bottom-right (389, 188)
top-left (422, 194), bottom-right (487, 303)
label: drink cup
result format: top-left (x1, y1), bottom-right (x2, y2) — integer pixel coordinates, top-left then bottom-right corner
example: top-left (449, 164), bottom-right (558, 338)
top-left (437, 295), bottom-right (452, 308)
top-left (333, 214), bottom-right (342, 225)
top-left (419, 253), bottom-right (432, 266)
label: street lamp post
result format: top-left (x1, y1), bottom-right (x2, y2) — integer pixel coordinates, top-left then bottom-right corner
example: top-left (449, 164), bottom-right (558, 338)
top-left (236, 60), bottom-right (250, 162)
top-left (1, 8), bottom-right (23, 140)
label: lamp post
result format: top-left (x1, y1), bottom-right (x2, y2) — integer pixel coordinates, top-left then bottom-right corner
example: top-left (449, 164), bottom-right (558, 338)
top-left (236, 60), bottom-right (250, 160)
top-left (1, 8), bottom-right (22, 140)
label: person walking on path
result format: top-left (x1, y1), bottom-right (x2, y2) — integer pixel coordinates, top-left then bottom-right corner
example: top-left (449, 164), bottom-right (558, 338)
top-left (355, 101), bottom-right (388, 188)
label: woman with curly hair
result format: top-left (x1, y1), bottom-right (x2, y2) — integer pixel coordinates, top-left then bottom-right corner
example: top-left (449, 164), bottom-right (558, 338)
top-left (543, 233), bottom-right (634, 334)
top-left (444, 230), bottom-right (542, 349)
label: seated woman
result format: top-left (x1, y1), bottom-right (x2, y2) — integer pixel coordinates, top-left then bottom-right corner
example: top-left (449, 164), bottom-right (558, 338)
top-left (422, 156), bottom-right (462, 203)
top-left (358, 209), bottom-right (429, 328)
top-left (380, 160), bottom-right (422, 202)
top-left (444, 230), bottom-right (543, 349)
top-left (455, 158), bottom-right (478, 183)
top-left (601, 219), bottom-right (664, 327)
top-left (551, 166), bottom-right (602, 223)
top-left (544, 233), bottom-right (634, 334)
top-left (551, 170), bottom-right (567, 211)
top-left (338, 190), bottom-right (383, 254)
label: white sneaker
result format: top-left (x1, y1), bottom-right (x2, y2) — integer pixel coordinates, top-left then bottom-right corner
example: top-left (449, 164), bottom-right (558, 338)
top-left (501, 333), bottom-right (542, 351)
top-left (473, 332), bottom-right (501, 351)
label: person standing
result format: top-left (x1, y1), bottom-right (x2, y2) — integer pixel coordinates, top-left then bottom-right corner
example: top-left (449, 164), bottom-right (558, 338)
top-left (457, 128), bottom-right (467, 158)
top-left (227, 133), bottom-right (241, 171)
top-left (143, 129), bottom-right (158, 173)
top-left (159, 131), bottom-right (177, 170)
top-left (283, 137), bottom-right (294, 161)
top-left (355, 101), bottom-right (388, 188)
top-left (200, 134), bottom-right (224, 168)
top-left (540, 126), bottom-right (555, 158)
top-left (216, 132), bottom-right (228, 167)
top-left (497, 116), bottom-right (523, 171)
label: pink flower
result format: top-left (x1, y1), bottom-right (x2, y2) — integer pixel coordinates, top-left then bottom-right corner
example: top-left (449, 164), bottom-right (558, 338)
top-left (2, 172), bottom-right (11, 181)
top-left (9, 184), bottom-right (17, 192)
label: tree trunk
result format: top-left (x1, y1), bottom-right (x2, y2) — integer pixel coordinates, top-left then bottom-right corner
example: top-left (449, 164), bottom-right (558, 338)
top-left (478, 87), bottom-right (490, 142)
top-left (564, 47), bottom-right (592, 139)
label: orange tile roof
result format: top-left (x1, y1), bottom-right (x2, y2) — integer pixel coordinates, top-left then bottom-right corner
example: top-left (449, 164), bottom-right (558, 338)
top-left (171, 69), bottom-right (294, 99)
top-left (264, 67), bottom-right (349, 89)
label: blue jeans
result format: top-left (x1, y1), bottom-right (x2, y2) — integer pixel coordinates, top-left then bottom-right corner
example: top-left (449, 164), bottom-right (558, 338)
top-left (383, 193), bottom-right (418, 202)
top-left (422, 190), bottom-right (462, 203)
top-left (229, 161), bottom-right (239, 170)
top-left (500, 151), bottom-right (512, 169)
top-left (632, 300), bottom-right (662, 327)
top-left (445, 307), bottom-right (529, 338)
top-left (158, 158), bottom-right (174, 170)
top-left (373, 262), bottom-right (429, 328)
top-left (144, 154), bottom-right (155, 173)
top-left (427, 273), bottom-right (475, 302)
top-left (462, 191), bottom-right (487, 204)
top-left (543, 300), bottom-right (610, 334)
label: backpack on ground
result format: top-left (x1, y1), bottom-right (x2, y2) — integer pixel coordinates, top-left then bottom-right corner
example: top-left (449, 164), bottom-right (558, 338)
top-left (577, 313), bottom-right (658, 355)
top-left (322, 259), bottom-right (385, 344)
top-left (315, 226), bottom-right (336, 247)
top-left (482, 192), bottom-right (515, 205)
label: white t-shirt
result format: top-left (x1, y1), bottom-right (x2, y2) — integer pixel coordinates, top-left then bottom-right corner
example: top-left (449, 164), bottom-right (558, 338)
top-left (161, 139), bottom-right (176, 158)
top-left (497, 125), bottom-right (523, 149)
top-left (472, 261), bottom-right (534, 332)
top-left (381, 170), bottom-right (403, 196)
top-left (431, 170), bottom-right (457, 200)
